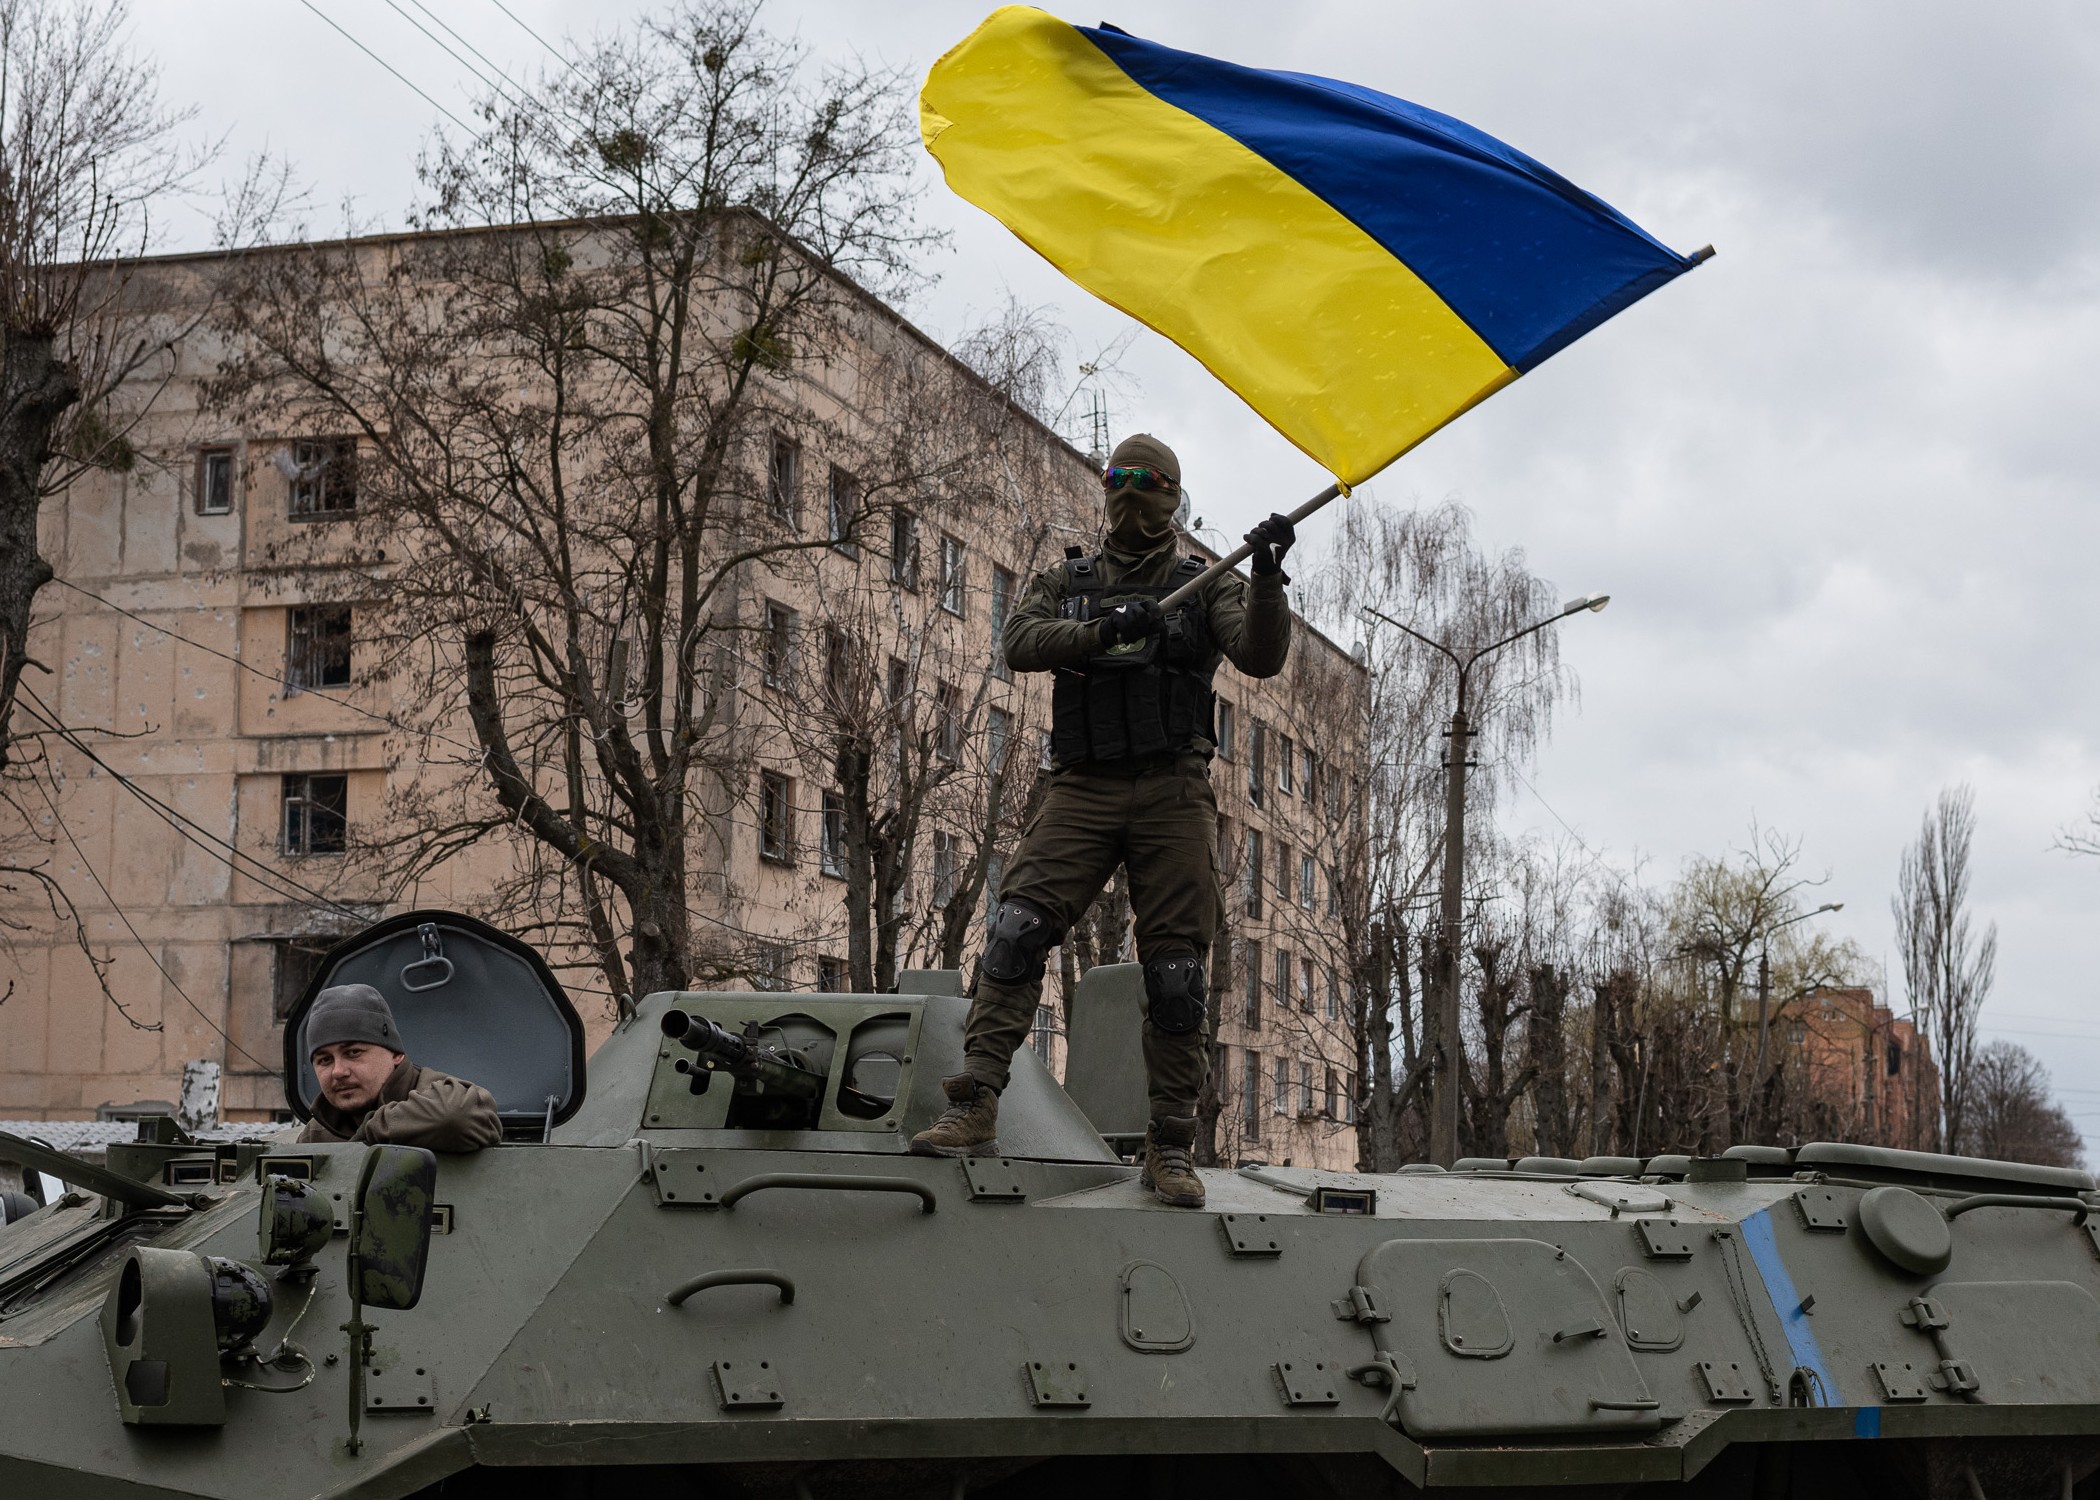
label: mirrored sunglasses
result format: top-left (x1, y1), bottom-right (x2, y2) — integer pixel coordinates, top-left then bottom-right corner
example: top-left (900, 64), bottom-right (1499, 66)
top-left (1102, 465), bottom-right (1178, 494)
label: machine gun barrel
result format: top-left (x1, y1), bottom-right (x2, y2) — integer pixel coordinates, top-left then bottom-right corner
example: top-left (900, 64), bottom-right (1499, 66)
top-left (659, 1010), bottom-right (824, 1100)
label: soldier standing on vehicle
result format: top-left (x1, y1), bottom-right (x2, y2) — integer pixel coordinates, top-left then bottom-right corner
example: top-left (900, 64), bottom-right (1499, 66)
top-left (911, 434), bottom-right (1294, 1206)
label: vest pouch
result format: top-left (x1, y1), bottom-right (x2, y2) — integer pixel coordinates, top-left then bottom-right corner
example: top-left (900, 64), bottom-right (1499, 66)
top-left (1051, 670), bottom-right (1094, 768)
top-left (1162, 607), bottom-right (1207, 666)
top-left (1083, 670), bottom-right (1132, 761)
top-left (1122, 665), bottom-right (1171, 759)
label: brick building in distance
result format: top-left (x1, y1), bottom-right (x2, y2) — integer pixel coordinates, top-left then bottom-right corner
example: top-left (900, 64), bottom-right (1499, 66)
top-left (2, 222), bottom-right (1367, 1170)
top-left (1767, 985), bottom-right (1938, 1150)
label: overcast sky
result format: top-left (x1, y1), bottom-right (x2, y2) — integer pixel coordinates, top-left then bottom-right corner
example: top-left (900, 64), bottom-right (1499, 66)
top-left (129, 1), bottom-right (2100, 1149)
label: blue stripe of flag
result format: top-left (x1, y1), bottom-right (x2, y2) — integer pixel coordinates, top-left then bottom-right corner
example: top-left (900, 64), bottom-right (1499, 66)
top-left (1083, 24), bottom-right (1693, 372)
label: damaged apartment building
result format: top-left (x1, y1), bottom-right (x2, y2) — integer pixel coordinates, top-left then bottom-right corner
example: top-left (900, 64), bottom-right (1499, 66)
top-left (2, 218), bottom-right (1368, 1170)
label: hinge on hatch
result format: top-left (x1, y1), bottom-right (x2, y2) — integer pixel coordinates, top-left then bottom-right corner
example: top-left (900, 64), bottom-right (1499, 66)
top-left (1330, 1284), bottom-right (1389, 1325)
top-left (1899, 1294), bottom-right (1949, 1332)
top-left (1929, 1358), bottom-right (1980, 1396)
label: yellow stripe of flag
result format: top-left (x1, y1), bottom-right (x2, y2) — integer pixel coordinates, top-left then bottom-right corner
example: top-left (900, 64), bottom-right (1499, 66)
top-left (921, 7), bottom-right (1517, 484)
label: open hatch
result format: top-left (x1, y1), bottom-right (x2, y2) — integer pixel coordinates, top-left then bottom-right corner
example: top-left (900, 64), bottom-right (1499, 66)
top-left (281, 909), bottom-right (587, 1138)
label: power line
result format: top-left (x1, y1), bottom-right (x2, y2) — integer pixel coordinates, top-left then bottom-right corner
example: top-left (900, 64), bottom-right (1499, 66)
top-left (46, 581), bottom-right (799, 872)
top-left (404, 0), bottom-right (533, 99)
top-left (1507, 761), bottom-right (1634, 896)
top-left (384, 0), bottom-right (502, 96)
top-left (296, 0), bottom-right (477, 135)
top-left (18, 687), bottom-right (365, 922)
top-left (487, 0), bottom-right (576, 74)
top-left (26, 770), bottom-right (276, 1071)
top-left (50, 578), bottom-right (485, 765)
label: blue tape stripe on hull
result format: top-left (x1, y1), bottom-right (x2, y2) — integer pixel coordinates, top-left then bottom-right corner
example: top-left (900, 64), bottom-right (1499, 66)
top-left (1740, 1208), bottom-right (1842, 1405)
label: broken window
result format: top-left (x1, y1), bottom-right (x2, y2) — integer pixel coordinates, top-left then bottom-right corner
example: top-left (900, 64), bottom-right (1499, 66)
top-left (762, 601), bottom-right (798, 688)
top-left (938, 533), bottom-right (966, 615)
top-left (820, 791), bottom-right (847, 877)
top-left (271, 938), bottom-right (331, 1020)
top-left (288, 438), bottom-right (357, 518)
top-left (759, 772), bottom-right (795, 863)
top-left (890, 508), bottom-right (920, 588)
top-left (196, 447), bottom-right (236, 515)
top-left (936, 681), bottom-right (961, 762)
top-left (286, 604), bottom-right (352, 690)
top-left (932, 830), bottom-right (957, 908)
top-left (768, 432), bottom-right (800, 526)
top-left (827, 464), bottom-right (859, 553)
top-left (281, 774), bottom-right (347, 856)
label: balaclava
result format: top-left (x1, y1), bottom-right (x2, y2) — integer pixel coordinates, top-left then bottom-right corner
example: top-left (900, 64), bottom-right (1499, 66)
top-left (1103, 433), bottom-right (1182, 554)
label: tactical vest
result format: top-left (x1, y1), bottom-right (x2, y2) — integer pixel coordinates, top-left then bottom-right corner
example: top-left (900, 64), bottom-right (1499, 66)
top-left (1050, 550), bottom-right (1217, 768)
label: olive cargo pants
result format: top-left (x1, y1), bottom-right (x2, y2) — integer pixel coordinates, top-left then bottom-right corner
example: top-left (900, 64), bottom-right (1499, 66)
top-left (964, 755), bottom-right (1224, 1120)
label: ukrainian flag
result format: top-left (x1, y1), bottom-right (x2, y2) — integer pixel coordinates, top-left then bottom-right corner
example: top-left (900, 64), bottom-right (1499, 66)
top-left (921, 8), bottom-right (1702, 487)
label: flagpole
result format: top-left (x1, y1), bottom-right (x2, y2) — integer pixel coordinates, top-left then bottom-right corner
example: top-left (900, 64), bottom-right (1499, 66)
top-left (1159, 480), bottom-right (1343, 611)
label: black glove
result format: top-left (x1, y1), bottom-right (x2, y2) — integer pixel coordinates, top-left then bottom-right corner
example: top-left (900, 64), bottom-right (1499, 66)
top-left (1097, 597), bottom-right (1165, 646)
top-left (1246, 512), bottom-right (1296, 576)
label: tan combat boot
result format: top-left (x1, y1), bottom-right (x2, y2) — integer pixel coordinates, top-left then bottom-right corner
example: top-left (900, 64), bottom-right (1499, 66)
top-left (909, 1073), bottom-right (1000, 1157)
top-left (1140, 1116), bottom-right (1206, 1208)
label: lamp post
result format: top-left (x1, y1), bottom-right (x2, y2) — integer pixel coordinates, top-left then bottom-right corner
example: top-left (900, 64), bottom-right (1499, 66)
top-left (1752, 900), bottom-right (1844, 1122)
top-left (1362, 592), bottom-right (1609, 1166)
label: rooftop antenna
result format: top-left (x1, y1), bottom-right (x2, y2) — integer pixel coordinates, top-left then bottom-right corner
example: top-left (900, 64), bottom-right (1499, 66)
top-left (1076, 372), bottom-right (1109, 465)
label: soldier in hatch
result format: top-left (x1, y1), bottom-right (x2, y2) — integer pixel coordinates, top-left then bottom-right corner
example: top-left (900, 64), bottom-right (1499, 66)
top-left (911, 434), bottom-right (1294, 1207)
top-left (296, 983), bottom-right (503, 1151)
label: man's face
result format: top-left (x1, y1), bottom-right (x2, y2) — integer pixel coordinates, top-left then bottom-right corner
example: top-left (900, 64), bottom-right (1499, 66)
top-left (311, 1042), bottom-right (403, 1113)
top-left (1102, 464), bottom-right (1181, 549)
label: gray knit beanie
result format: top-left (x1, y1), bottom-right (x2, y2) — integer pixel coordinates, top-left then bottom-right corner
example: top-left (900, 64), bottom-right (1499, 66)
top-left (306, 983), bottom-right (403, 1056)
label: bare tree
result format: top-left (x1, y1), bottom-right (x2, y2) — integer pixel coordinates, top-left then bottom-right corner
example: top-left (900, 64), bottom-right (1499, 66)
top-left (1894, 784), bottom-right (1998, 1154)
top-left (0, 2), bottom-right (300, 1013)
top-left (749, 299), bottom-right (1095, 993)
top-left (0, 0), bottom-right (205, 773)
top-left (1966, 1039), bottom-right (2082, 1169)
top-left (1666, 827), bottom-right (1848, 1141)
top-left (208, 1), bottom-right (934, 1002)
top-left (1300, 498), bottom-right (1577, 1168)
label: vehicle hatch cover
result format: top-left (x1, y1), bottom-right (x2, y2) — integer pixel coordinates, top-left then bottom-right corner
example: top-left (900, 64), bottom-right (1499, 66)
top-left (1354, 1237), bottom-right (1661, 1438)
top-left (282, 909), bottom-right (586, 1130)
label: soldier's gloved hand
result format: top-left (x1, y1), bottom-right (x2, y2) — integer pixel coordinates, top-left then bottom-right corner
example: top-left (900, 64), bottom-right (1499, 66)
top-left (1245, 512), bottom-right (1296, 576)
top-left (1097, 597), bottom-right (1166, 646)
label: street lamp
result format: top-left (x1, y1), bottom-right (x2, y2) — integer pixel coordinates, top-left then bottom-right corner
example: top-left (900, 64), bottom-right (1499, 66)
top-left (1361, 592), bottom-right (1609, 1166)
top-left (1752, 900), bottom-right (1844, 1111)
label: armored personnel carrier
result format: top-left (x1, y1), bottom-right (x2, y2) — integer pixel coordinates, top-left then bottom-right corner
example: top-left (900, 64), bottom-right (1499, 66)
top-left (5, 909), bottom-right (2100, 1499)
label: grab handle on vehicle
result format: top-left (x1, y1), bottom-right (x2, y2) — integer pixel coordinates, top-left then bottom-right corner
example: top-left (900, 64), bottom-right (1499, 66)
top-left (1943, 1193), bottom-right (2090, 1225)
top-left (718, 1172), bottom-right (936, 1214)
top-left (667, 1269), bottom-right (797, 1308)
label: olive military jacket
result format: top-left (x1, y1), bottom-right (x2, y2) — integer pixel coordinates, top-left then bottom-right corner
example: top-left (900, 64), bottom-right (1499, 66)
top-left (1002, 536), bottom-right (1291, 699)
top-left (297, 1060), bottom-right (503, 1151)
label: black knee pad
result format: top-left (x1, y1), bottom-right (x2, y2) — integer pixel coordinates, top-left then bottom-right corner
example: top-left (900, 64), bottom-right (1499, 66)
top-left (1144, 952), bottom-right (1207, 1036)
top-left (982, 897), bottom-right (1057, 985)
